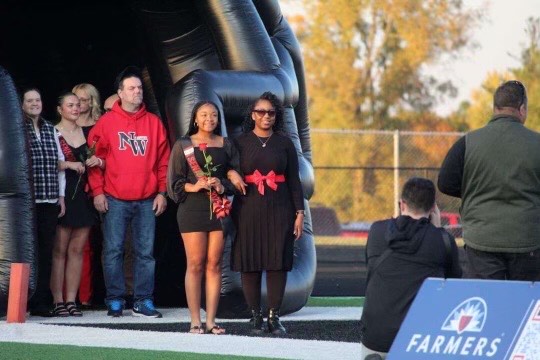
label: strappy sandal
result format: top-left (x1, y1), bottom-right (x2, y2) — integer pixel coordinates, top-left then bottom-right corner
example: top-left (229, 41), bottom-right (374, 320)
top-left (65, 302), bottom-right (83, 317)
top-left (206, 325), bottom-right (225, 335)
top-left (189, 325), bottom-right (204, 334)
top-left (52, 302), bottom-right (69, 317)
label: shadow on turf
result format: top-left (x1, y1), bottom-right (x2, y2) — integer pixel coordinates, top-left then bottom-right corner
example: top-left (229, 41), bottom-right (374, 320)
top-left (53, 321), bottom-right (362, 342)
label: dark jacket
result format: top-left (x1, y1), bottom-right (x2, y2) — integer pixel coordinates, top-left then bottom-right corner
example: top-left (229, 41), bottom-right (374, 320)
top-left (438, 115), bottom-right (540, 252)
top-left (360, 216), bottom-right (462, 352)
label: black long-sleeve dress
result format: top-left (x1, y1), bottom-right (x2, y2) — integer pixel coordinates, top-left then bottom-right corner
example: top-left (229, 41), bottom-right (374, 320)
top-left (167, 136), bottom-right (239, 233)
top-left (231, 132), bottom-right (304, 272)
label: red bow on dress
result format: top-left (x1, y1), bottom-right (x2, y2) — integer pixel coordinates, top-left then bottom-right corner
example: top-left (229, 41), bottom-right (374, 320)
top-left (245, 170), bottom-right (286, 195)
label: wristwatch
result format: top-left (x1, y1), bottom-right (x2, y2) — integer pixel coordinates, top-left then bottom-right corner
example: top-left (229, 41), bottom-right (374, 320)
top-left (158, 191), bottom-right (167, 197)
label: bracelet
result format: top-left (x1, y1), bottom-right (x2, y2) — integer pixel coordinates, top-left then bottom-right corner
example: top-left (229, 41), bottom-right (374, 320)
top-left (296, 210), bottom-right (305, 216)
top-left (97, 157), bottom-right (103, 167)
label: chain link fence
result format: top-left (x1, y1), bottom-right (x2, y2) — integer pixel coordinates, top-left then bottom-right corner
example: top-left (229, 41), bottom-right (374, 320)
top-left (310, 128), bottom-right (465, 243)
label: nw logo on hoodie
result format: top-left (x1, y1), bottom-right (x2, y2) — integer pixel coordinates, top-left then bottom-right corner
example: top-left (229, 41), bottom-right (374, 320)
top-left (118, 132), bottom-right (148, 155)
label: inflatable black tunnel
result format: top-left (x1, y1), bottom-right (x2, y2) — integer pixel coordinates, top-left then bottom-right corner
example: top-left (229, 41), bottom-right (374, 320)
top-left (0, 67), bottom-right (37, 313)
top-left (0, 0), bottom-right (315, 317)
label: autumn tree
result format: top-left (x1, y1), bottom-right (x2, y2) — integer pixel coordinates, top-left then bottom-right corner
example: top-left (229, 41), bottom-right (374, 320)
top-left (281, 1), bottom-right (482, 223)
top-left (294, 0), bottom-right (481, 129)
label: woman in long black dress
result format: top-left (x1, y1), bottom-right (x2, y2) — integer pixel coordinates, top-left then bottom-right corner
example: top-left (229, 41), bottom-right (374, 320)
top-left (231, 92), bottom-right (305, 335)
top-left (167, 101), bottom-right (239, 334)
top-left (50, 92), bottom-right (103, 316)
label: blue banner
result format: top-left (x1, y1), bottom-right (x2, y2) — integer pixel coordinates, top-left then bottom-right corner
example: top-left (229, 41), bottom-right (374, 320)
top-left (389, 278), bottom-right (540, 360)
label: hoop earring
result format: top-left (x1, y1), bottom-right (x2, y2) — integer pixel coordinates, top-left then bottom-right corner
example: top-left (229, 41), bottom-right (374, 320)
top-left (194, 122), bottom-right (198, 127)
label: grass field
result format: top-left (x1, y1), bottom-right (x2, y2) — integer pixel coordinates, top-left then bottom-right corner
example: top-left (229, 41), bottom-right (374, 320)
top-left (316, 235), bottom-right (464, 247)
top-left (0, 342), bottom-right (277, 360)
top-left (306, 296), bottom-right (364, 307)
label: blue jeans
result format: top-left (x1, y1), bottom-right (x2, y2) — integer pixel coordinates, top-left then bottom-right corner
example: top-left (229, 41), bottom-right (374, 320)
top-left (102, 196), bottom-right (156, 304)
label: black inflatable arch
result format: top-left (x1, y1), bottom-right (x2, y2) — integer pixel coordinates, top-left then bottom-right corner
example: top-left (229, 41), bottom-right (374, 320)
top-left (0, 67), bottom-right (36, 313)
top-left (0, 0), bottom-right (315, 317)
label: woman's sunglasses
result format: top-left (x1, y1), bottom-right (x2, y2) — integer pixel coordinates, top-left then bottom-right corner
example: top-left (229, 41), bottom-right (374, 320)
top-left (253, 109), bottom-right (276, 117)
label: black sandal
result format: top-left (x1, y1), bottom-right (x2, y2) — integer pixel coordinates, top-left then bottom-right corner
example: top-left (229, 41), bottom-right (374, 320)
top-left (52, 303), bottom-right (69, 317)
top-left (206, 325), bottom-right (225, 335)
top-left (65, 302), bottom-right (83, 317)
top-left (189, 325), bottom-right (204, 334)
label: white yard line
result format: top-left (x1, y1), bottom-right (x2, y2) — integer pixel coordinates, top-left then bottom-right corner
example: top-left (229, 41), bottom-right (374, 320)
top-left (0, 324), bottom-right (361, 359)
top-left (0, 307), bottom-right (363, 359)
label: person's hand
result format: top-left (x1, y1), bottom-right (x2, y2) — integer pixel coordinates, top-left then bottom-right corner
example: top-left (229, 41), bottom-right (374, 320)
top-left (430, 203), bottom-right (441, 228)
top-left (58, 196), bottom-right (65, 218)
top-left (207, 177), bottom-right (224, 194)
top-left (293, 212), bottom-right (304, 240)
top-left (70, 161), bottom-right (85, 174)
top-left (194, 178), bottom-right (210, 192)
top-left (86, 155), bottom-right (103, 168)
top-left (228, 170), bottom-right (247, 195)
top-left (94, 194), bottom-right (108, 213)
top-left (153, 193), bottom-right (167, 216)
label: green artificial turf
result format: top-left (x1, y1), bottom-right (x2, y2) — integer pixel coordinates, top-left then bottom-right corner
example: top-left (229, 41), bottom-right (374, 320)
top-left (0, 342), bottom-right (280, 360)
top-left (306, 296), bottom-right (364, 307)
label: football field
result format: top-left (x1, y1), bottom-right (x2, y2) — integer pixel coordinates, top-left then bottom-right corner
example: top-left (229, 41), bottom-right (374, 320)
top-left (0, 300), bottom-right (363, 360)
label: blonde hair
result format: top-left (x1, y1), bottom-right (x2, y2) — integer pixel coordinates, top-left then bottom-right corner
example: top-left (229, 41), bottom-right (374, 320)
top-left (72, 83), bottom-right (102, 121)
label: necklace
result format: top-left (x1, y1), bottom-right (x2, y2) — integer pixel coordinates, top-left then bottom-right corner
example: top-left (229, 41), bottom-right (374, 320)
top-left (59, 125), bottom-right (79, 134)
top-left (255, 132), bottom-right (273, 148)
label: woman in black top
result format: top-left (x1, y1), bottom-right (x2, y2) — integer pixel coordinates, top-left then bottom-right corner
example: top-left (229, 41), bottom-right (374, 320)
top-left (51, 92), bottom-right (103, 317)
top-left (231, 92), bottom-right (305, 335)
top-left (167, 101), bottom-right (239, 334)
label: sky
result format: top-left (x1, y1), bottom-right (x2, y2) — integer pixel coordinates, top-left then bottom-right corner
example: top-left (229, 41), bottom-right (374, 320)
top-left (431, 0), bottom-right (540, 115)
top-left (281, 0), bottom-right (540, 116)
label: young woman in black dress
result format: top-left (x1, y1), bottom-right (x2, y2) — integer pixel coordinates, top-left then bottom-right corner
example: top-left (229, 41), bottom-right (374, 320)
top-left (231, 92), bottom-right (305, 335)
top-left (167, 101), bottom-right (239, 334)
top-left (51, 92), bottom-right (103, 316)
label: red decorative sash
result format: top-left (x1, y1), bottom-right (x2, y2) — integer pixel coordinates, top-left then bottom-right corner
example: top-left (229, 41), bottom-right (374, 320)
top-left (58, 134), bottom-right (77, 162)
top-left (245, 170), bottom-right (285, 195)
top-left (180, 138), bottom-right (231, 219)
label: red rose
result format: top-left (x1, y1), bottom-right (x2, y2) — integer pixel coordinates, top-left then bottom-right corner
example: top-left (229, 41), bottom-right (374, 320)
top-left (199, 143), bottom-right (208, 152)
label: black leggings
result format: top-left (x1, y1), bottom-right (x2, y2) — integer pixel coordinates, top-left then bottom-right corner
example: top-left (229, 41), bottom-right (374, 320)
top-left (241, 271), bottom-right (287, 310)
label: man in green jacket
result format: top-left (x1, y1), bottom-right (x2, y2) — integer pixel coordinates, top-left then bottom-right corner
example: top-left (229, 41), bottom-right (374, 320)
top-left (438, 80), bottom-right (540, 280)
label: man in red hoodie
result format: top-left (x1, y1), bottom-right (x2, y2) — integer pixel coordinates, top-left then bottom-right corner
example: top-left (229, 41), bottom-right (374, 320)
top-left (87, 66), bottom-right (170, 318)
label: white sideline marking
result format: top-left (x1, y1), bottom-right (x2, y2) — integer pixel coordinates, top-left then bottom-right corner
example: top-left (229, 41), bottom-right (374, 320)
top-left (0, 307), bottom-right (363, 359)
top-left (0, 323), bottom-right (361, 359)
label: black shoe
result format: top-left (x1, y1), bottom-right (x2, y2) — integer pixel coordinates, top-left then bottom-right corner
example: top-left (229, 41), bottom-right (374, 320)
top-left (79, 303), bottom-right (93, 311)
top-left (249, 308), bottom-right (264, 334)
top-left (267, 308), bottom-right (286, 335)
top-left (65, 302), bottom-right (83, 317)
top-left (52, 303), bottom-right (70, 317)
top-left (29, 308), bottom-right (54, 317)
